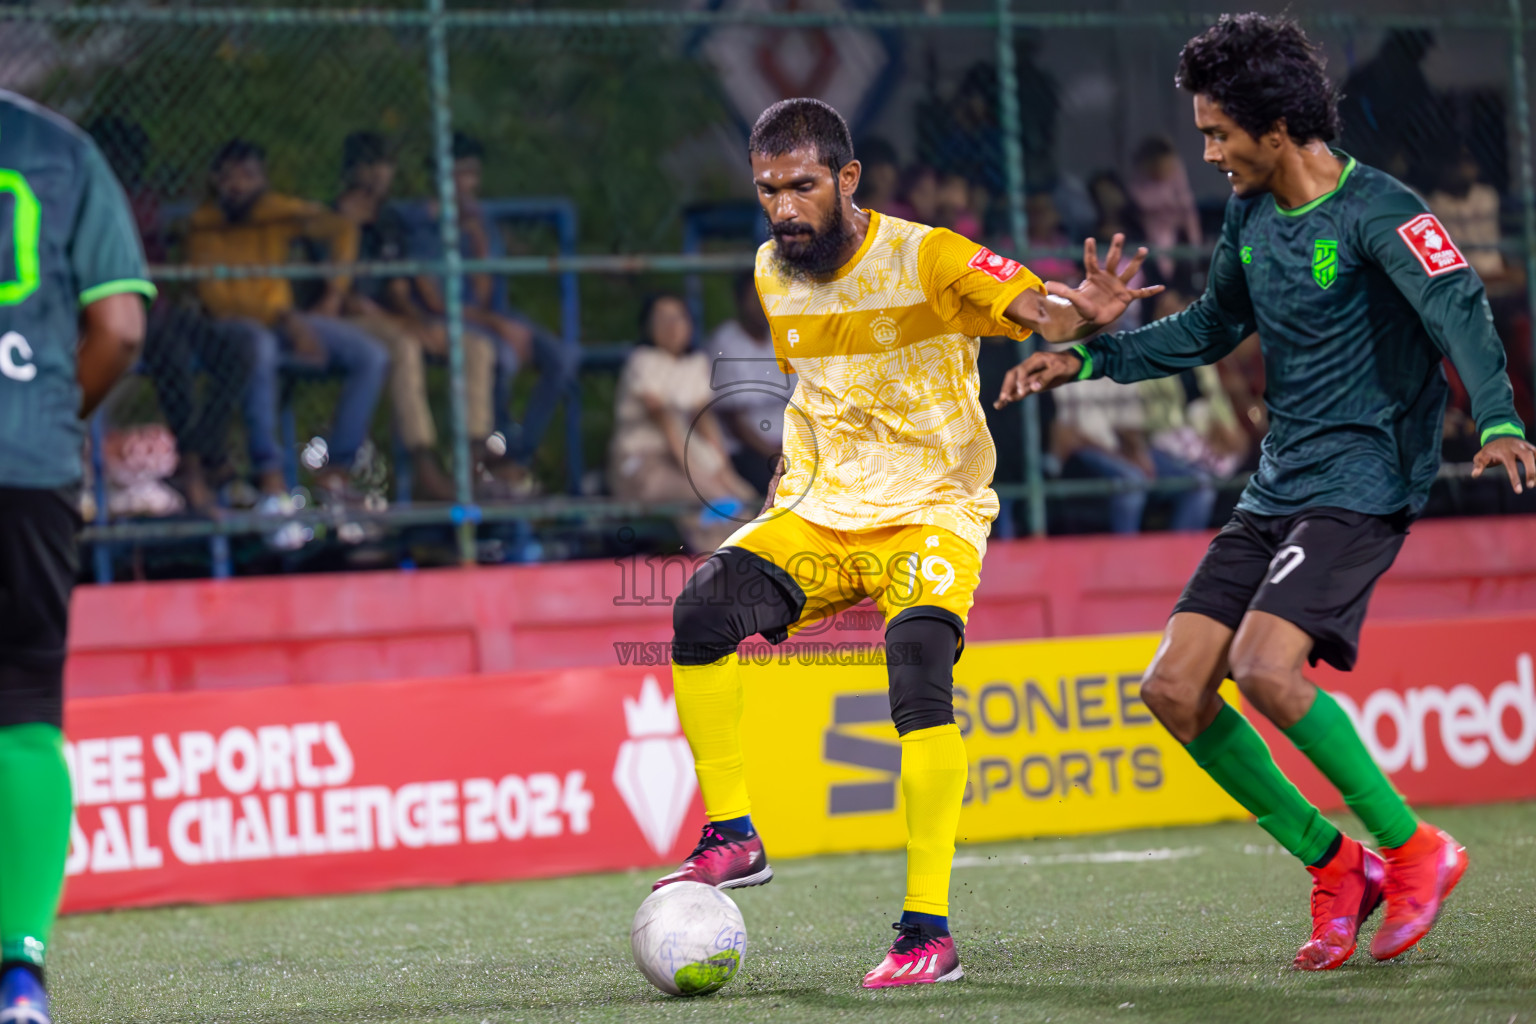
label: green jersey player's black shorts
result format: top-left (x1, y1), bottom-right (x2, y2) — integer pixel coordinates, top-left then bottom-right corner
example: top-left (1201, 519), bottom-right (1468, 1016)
top-left (1172, 507), bottom-right (1410, 672)
top-left (0, 486), bottom-right (81, 728)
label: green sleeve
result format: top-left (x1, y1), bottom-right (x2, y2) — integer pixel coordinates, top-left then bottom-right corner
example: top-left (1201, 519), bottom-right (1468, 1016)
top-left (70, 141), bottom-right (156, 307)
top-left (1358, 192), bottom-right (1524, 445)
top-left (1079, 202), bottom-right (1256, 383)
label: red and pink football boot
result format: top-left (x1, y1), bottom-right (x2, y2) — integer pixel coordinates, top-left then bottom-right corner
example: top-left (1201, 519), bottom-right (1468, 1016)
top-left (861, 922), bottom-right (963, 988)
top-left (1293, 835), bottom-right (1385, 970)
top-left (1370, 823), bottom-right (1468, 961)
top-left (652, 823), bottom-right (773, 891)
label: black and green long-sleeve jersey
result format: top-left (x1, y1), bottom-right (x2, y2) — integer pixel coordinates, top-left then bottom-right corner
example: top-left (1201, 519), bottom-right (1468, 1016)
top-left (0, 90), bottom-right (156, 488)
top-left (1077, 153), bottom-right (1524, 517)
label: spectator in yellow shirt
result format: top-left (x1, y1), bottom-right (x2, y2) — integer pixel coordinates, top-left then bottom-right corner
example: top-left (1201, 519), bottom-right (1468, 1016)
top-left (187, 139), bottom-right (388, 504)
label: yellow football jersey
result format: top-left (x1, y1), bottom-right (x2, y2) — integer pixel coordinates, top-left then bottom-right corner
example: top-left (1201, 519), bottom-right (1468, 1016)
top-left (754, 210), bottom-right (1044, 556)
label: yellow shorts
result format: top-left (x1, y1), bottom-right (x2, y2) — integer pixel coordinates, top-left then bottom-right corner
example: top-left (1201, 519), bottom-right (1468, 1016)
top-left (719, 509), bottom-right (983, 639)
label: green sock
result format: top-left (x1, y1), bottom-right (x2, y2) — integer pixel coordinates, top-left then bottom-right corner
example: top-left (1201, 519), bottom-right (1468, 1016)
top-left (1185, 702), bottom-right (1339, 866)
top-left (0, 724), bottom-right (73, 969)
top-left (1284, 688), bottom-right (1419, 850)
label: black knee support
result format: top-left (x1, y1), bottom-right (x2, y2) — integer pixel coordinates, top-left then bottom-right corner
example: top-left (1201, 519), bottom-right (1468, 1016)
top-left (671, 547), bottom-right (806, 665)
top-left (886, 608), bottom-right (964, 735)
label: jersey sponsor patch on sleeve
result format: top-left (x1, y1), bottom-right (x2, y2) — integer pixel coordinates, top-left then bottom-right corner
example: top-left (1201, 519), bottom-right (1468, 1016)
top-left (968, 247), bottom-right (1023, 283)
top-left (1396, 213), bottom-right (1469, 276)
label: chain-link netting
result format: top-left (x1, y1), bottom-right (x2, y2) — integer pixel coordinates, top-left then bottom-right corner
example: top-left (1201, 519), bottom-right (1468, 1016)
top-left (4, 13), bottom-right (439, 571)
top-left (1, 2), bottom-right (1533, 579)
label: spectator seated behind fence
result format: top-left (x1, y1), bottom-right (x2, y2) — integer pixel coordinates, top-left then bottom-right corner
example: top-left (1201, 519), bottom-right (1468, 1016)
top-left (90, 115), bottom-right (251, 514)
top-left (1136, 296), bottom-right (1250, 482)
top-left (937, 170), bottom-right (983, 239)
top-left (1338, 29), bottom-right (1440, 187)
top-left (610, 294), bottom-right (757, 553)
top-left (886, 164), bottom-right (982, 237)
top-left (402, 132), bottom-right (579, 496)
top-left (185, 139), bottom-right (389, 511)
top-left (1083, 171), bottom-right (1164, 335)
top-left (1128, 135), bottom-right (1202, 279)
top-left (1088, 170), bottom-right (1148, 248)
top-left (1427, 146), bottom-right (1513, 290)
top-left (887, 164), bottom-right (936, 225)
top-left (1050, 362), bottom-right (1214, 534)
top-left (917, 61), bottom-right (1006, 215)
top-left (704, 272), bottom-right (797, 495)
top-left (852, 135), bottom-right (900, 214)
top-left (331, 131), bottom-right (470, 502)
top-left (138, 304), bottom-right (256, 514)
top-left (1025, 192), bottom-right (1077, 284)
top-left (1216, 332), bottom-right (1270, 468)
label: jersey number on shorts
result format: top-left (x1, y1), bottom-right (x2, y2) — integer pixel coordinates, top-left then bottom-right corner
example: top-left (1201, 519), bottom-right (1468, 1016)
top-left (901, 549), bottom-right (956, 597)
top-left (1267, 545), bottom-right (1306, 585)
top-left (920, 555), bottom-right (955, 596)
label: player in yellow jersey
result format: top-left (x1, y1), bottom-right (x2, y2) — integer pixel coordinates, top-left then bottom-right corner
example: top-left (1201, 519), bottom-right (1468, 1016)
top-left (651, 98), bottom-right (1160, 987)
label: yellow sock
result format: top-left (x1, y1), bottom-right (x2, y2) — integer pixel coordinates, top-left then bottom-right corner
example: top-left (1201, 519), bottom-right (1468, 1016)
top-left (672, 657), bottom-right (751, 820)
top-left (900, 723), bottom-right (968, 916)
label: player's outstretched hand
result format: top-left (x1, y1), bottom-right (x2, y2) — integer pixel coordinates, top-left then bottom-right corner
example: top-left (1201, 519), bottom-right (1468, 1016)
top-left (994, 349), bottom-right (1084, 408)
top-left (1047, 234), bottom-right (1165, 335)
top-left (1471, 434), bottom-right (1536, 493)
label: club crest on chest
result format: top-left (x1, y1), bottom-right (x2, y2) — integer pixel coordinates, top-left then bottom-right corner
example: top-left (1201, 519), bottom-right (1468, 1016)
top-left (1312, 239), bottom-right (1339, 290)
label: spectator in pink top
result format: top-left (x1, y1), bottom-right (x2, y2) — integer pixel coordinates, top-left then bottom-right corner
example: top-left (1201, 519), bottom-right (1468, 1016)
top-left (887, 165), bottom-right (981, 237)
top-left (936, 171), bottom-right (983, 238)
top-left (886, 164), bottom-right (935, 225)
top-left (1025, 193), bottom-right (1077, 284)
top-left (1127, 135), bottom-right (1202, 277)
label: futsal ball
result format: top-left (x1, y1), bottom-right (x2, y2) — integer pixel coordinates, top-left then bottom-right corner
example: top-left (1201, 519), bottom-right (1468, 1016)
top-left (630, 881), bottom-right (747, 996)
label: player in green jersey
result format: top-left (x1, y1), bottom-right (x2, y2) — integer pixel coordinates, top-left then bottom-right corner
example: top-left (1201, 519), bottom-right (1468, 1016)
top-left (0, 89), bottom-right (154, 1020)
top-left (998, 14), bottom-right (1536, 971)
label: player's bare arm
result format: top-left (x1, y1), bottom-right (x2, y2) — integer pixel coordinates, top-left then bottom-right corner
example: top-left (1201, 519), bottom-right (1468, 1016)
top-left (76, 292), bottom-right (147, 418)
top-left (1471, 434), bottom-right (1536, 493)
top-left (992, 347), bottom-right (1084, 408)
top-left (993, 234), bottom-right (1162, 408)
top-left (757, 455), bottom-right (785, 516)
top-left (1004, 233), bottom-right (1161, 344)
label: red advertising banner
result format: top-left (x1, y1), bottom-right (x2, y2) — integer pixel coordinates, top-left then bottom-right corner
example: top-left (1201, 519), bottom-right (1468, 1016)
top-left (1256, 613), bottom-right (1536, 808)
top-left (60, 636), bottom-right (1242, 915)
top-left (61, 669), bottom-right (706, 914)
top-left (60, 613), bottom-right (1536, 914)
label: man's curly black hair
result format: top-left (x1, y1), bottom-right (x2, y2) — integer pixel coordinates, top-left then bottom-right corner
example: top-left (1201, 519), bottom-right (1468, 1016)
top-left (1176, 13), bottom-right (1341, 144)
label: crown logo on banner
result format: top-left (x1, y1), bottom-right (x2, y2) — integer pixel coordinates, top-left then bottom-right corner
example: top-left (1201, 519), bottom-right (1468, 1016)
top-left (623, 675), bottom-right (681, 738)
top-left (614, 675), bottom-right (697, 856)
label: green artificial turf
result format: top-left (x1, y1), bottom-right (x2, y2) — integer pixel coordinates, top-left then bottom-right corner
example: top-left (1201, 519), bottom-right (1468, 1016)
top-left (53, 802), bottom-right (1536, 1024)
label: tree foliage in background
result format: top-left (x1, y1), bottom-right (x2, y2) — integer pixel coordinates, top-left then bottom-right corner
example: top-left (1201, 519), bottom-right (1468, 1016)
top-left (39, 23), bottom-right (432, 202)
top-left (451, 26), bottom-right (743, 341)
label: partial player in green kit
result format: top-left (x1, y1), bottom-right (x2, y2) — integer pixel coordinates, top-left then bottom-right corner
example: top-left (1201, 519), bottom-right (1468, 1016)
top-left (0, 89), bottom-right (155, 1020)
top-left (998, 14), bottom-right (1536, 971)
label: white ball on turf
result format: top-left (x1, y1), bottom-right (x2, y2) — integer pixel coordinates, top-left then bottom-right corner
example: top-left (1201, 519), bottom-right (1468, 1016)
top-left (630, 881), bottom-right (747, 996)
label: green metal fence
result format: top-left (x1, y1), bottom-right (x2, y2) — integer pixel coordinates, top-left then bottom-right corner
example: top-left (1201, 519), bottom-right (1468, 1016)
top-left (4, 1), bottom-right (1533, 578)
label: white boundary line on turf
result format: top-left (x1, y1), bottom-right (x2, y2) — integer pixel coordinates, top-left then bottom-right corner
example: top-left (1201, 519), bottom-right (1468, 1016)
top-left (952, 846), bottom-right (1205, 869)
